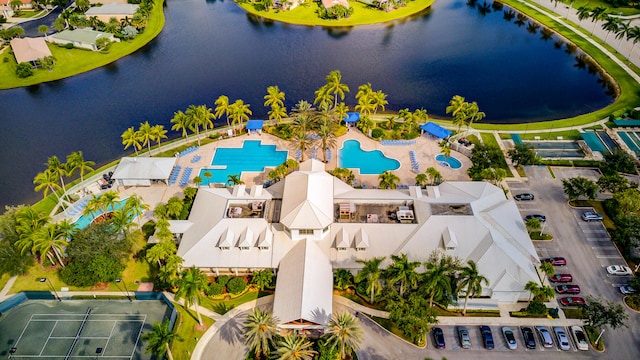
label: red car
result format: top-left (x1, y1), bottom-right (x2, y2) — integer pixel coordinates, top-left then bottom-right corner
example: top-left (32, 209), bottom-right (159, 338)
top-left (560, 297), bottom-right (586, 306)
top-left (556, 285), bottom-right (581, 294)
top-left (542, 257), bottom-right (567, 266)
top-left (549, 274), bottom-right (573, 283)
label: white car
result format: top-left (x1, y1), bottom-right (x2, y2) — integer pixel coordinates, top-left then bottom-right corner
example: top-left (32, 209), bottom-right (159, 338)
top-left (570, 326), bottom-right (589, 351)
top-left (606, 265), bottom-right (633, 276)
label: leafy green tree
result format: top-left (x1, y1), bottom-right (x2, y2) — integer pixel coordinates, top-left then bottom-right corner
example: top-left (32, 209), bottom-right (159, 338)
top-left (325, 311), bottom-right (363, 360)
top-left (525, 217), bottom-right (542, 235)
top-left (75, 0), bottom-right (90, 12)
top-left (330, 168), bottom-right (355, 186)
top-left (378, 170), bottom-right (399, 189)
top-left (480, 167), bottom-right (507, 186)
top-left (38, 25), bottom-right (49, 38)
top-left (597, 173), bottom-right (629, 193)
top-left (142, 319), bottom-right (183, 360)
top-left (562, 176), bottom-right (599, 201)
top-left (355, 257), bottom-right (386, 304)
top-left (458, 260), bottom-right (489, 315)
top-left (0, 206), bottom-right (35, 276)
top-left (333, 269), bottom-right (353, 290)
top-left (467, 143), bottom-right (508, 180)
top-left (174, 266), bottom-right (209, 326)
top-left (251, 270), bottom-right (273, 291)
top-left (227, 277), bottom-right (247, 294)
top-left (244, 307), bottom-right (278, 360)
top-left (274, 334), bottom-right (317, 360)
top-left (581, 295), bottom-right (628, 330)
top-left (385, 253), bottom-right (420, 297)
top-left (386, 292), bottom-right (436, 345)
top-left (600, 150), bottom-right (637, 175)
top-left (508, 143), bottom-right (538, 166)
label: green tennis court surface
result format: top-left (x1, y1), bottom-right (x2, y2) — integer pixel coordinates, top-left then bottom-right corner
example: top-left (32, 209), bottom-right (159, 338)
top-left (0, 299), bottom-right (173, 359)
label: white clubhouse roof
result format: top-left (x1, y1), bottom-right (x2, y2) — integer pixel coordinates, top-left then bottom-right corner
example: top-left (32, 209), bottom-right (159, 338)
top-left (280, 162), bottom-right (334, 229)
top-left (112, 157), bottom-right (176, 180)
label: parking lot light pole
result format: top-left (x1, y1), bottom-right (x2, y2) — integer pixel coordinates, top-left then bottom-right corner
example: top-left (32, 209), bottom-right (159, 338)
top-left (115, 278), bottom-right (132, 302)
top-left (39, 277), bottom-right (61, 302)
top-left (595, 328), bottom-right (605, 345)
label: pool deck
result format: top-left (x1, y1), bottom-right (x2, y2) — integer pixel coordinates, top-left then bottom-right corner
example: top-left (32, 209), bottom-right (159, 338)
top-left (116, 129), bottom-right (471, 225)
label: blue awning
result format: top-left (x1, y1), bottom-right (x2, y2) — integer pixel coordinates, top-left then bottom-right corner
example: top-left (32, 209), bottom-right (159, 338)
top-left (246, 120), bottom-right (264, 130)
top-left (420, 122), bottom-right (452, 139)
top-left (344, 112), bottom-right (360, 123)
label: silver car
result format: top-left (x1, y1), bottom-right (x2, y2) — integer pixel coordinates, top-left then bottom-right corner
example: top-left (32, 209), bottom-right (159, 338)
top-left (553, 327), bottom-right (571, 351)
top-left (535, 326), bottom-right (554, 348)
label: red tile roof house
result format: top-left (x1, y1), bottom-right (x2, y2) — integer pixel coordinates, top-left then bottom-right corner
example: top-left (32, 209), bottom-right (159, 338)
top-left (321, 0), bottom-right (349, 9)
top-left (9, 37), bottom-right (52, 66)
top-left (1, 0), bottom-right (33, 18)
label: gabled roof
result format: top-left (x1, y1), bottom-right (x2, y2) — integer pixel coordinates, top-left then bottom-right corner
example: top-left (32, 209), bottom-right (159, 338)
top-left (354, 229), bottom-right (369, 249)
top-left (257, 228), bottom-right (273, 248)
top-left (218, 228), bottom-right (234, 248)
top-left (280, 169), bottom-right (333, 229)
top-left (112, 157), bottom-right (176, 180)
top-left (238, 227), bottom-right (254, 248)
top-left (335, 228), bottom-right (350, 248)
top-left (85, 3), bottom-right (138, 16)
top-left (10, 37), bottom-right (51, 63)
top-left (49, 28), bottom-right (114, 45)
top-left (322, 0), bottom-right (349, 8)
top-left (272, 239), bottom-right (333, 327)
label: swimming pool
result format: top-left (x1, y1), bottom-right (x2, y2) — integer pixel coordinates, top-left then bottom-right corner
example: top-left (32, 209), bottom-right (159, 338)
top-left (339, 140), bottom-right (400, 174)
top-left (74, 198), bottom-right (128, 229)
top-left (199, 140), bottom-right (288, 185)
top-left (524, 141), bottom-right (581, 150)
top-left (435, 154), bottom-right (462, 169)
top-left (618, 131), bottom-right (640, 154)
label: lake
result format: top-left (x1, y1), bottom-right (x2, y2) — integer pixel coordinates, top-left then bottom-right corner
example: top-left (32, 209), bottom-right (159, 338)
top-left (0, 0), bottom-right (613, 209)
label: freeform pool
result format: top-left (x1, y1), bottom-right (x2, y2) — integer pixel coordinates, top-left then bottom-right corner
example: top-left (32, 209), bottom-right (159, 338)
top-left (339, 140), bottom-right (400, 174)
top-left (435, 154), bottom-right (462, 169)
top-left (200, 140), bottom-right (288, 184)
top-left (74, 198), bottom-right (128, 229)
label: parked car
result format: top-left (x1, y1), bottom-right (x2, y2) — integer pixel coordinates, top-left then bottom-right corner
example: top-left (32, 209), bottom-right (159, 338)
top-left (521, 327), bottom-right (536, 349)
top-left (524, 214), bottom-right (546, 222)
top-left (431, 327), bottom-right (446, 349)
top-left (606, 265), bottom-right (633, 276)
top-left (514, 193), bottom-right (535, 201)
top-left (620, 285), bottom-right (637, 295)
top-left (502, 327), bottom-right (517, 350)
top-left (553, 327), bottom-right (571, 351)
top-left (571, 326), bottom-right (589, 351)
top-left (559, 296), bottom-right (586, 306)
top-left (535, 326), bottom-right (554, 348)
top-left (457, 326), bottom-right (471, 349)
top-left (480, 325), bottom-right (494, 350)
top-left (582, 211), bottom-right (603, 221)
top-left (541, 257), bottom-right (567, 266)
top-left (549, 273), bottom-right (573, 283)
top-left (556, 284), bottom-right (581, 294)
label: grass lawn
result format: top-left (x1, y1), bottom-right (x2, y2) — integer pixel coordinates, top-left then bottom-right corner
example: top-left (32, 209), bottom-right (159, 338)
top-left (562, 307), bottom-right (585, 319)
top-left (170, 305), bottom-right (215, 360)
top-left (571, 0), bottom-right (640, 16)
top-left (584, 325), bottom-right (605, 351)
top-left (0, 0), bottom-right (165, 90)
top-left (239, 0), bottom-right (435, 27)
top-left (199, 288), bottom-right (261, 315)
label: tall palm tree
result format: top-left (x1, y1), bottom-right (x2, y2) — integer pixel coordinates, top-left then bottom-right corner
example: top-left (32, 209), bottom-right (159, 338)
top-left (445, 95), bottom-right (466, 119)
top-left (626, 26), bottom-right (640, 60)
top-left (378, 170), bottom-right (399, 189)
top-left (589, 7), bottom-right (608, 35)
top-left (601, 16), bottom-right (620, 43)
top-left (540, 262), bottom-right (555, 285)
top-left (325, 311), bottom-right (363, 360)
top-left (422, 257), bottom-right (454, 307)
top-left (32, 222), bottom-right (68, 267)
top-left (264, 85), bottom-right (285, 110)
top-left (355, 256), bottom-right (386, 304)
top-left (229, 100), bottom-right (252, 135)
top-left (314, 85), bottom-right (333, 109)
top-left (524, 280), bottom-right (539, 304)
top-left (110, 207), bottom-right (134, 235)
top-left (576, 6), bottom-right (591, 26)
top-left (124, 195), bottom-right (149, 227)
top-left (317, 121), bottom-right (337, 163)
top-left (33, 170), bottom-right (62, 201)
top-left (425, 167), bottom-right (442, 185)
top-left (385, 253), bottom-right (420, 297)
top-left (458, 260), bottom-right (489, 315)
top-left (174, 266), bottom-right (208, 326)
top-left (141, 319), bottom-right (183, 360)
top-left (274, 334), bottom-right (317, 360)
top-left (371, 90), bottom-right (388, 116)
top-left (185, 105), bottom-right (214, 146)
top-left (46, 155), bottom-right (71, 202)
top-left (170, 110), bottom-right (190, 139)
top-left (243, 307), bottom-right (278, 360)
top-left (227, 174), bottom-right (244, 186)
top-left (354, 83), bottom-right (375, 116)
top-left (121, 126), bottom-right (143, 155)
top-left (415, 173), bottom-right (428, 187)
top-left (152, 124), bottom-right (168, 150)
top-left (324, 70), bottom-right (350, 108)
top-left (291, 130), bottom-right (313, 162)
top-left (146, 239), bottom-right (176, 267)
top-left (465, 101), bottom-right (485, 130)
top-left (66, 151), bottom-right (94, 183)
top-left (615, 21), bottom-right (631, 52)
top-left (15, 206), bottom-right (49, 257)
top-left (98, 190), bottom-right (120, 213)
top-left (268, 104), bottom-right (287, 124)
top-left (214, 95), bottom-right (231, 129)
top-left (138, 121), bottom-right (156, 155)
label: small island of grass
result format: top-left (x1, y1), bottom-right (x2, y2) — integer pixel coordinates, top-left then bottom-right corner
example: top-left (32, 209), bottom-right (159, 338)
top-left (238, 0), bottom-right (436, 27)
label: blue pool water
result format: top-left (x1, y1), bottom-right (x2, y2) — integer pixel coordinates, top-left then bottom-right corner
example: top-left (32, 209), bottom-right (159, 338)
top-left (339, 140), bottom-right (400, 174)
top-left (74, 199), bottom-right (128, 229)
top-left (581, 132), bottom-right (608, 153)
top-left (199, 140), bottom-right (288, 185)
top-left (435, 154), bottom-right (462, 169)
top-left (618, 132), bottom-right (640, 153)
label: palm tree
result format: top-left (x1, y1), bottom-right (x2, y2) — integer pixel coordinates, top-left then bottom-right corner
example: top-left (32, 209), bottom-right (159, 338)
top-left (121, 126), bottom-right (142, 155)
top-left (355, 256), bottom-right (386, 304)
top-left (422, 257), bottom-right (454, 307)
top-left (146, 239), bottom-right (176, 267)
top-left (229, 99), bottom-right (252, 135)
top-left (445, 95), bottom-right (466, 119)
top-left (141, 319), bottom-right (183, 360)
top-left (378, 170), bottom-right (399, 189)
top-left (425, 167), bottom-right (442, 185)
top-left (314, 85), bottom-right (333, 109)
top-left (615, 21), bottom-right (631, 52)
top-left (174, 266), bottom-right (208, 326)
top-left (324, 70), bottom-right (350, 108)
top-left (540, 262), bottom-right (555, 285)
top-left (214, 95), bottom-right (231, 129)
top-left (626, 26), bottom-right (640, 60)
top-left (66, 151), bottom-right (94, 183)
top-left (32, 223), bottom-right (68, 267)
top-left (325, 311), bottom-right (363, 360)
top-left (170, 110), bottom-right (190, 139)
top-left (334, 102), bottom-right (349, 124)
top-left (38, 24), bottom-right (49, 39)
top-left (124, 195), bottom-right (149, 227)
top-left (98, 190), bottom-right (120, 213)
top-left (111, 207), bottom-right (134, 235)
top-left (458, 260), bottom-right (489, 315)
top-left (385, 253), bottom-right (420, 297)
top-left (334, 269), bottom-right (353, 290)
top-left (317, 121), bottom-right (337, 163)
top-left (243, 307), bottom-right (278, 360)
top-left (274, 334), bottom-right (317, 360)
top-left (524, 280), bottom-right (539, 304)
top-left (138, 121), bottom-right (156, 155)
top-left (186, 105), bottom-right (214, 146)
top-left (33, 170), bottom-right (61, 201)
top-left (371, 90), bottom-right (388, 116)
top-left (415, 173), bottom-right (428, 187)
top-left (152, 124), bottom-right (168, 150)
top-left (227, 174), bottom-right (244, 186)
top-left (268, 104), bottom-right (287, 124)
top-left (538, 285), bottom-right (555, 302)
top-left (589, 7), bottom-right (608, 35)
top-left (291, 130), bottom-right (313, 162)
top-left (166, 196), bottom-right (184, 219)
top-left (601, 16), bottom-right (620, 44)
top-left (576, 6), bottom-right (591, 26)
top-left (264, 86), bottom-right (286, 123)
top-left (46, 156), bottom-right (71, 202)
top-left (465, 101), bottom-right (485, 130)
top-left (15, 206), bottom-right (49, 257)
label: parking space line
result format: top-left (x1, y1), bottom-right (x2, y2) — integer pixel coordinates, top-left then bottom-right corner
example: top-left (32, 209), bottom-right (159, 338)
top-left (597, 255), bottom-right (623, 259)
top-left (586, 238), bottom-right (608, 241)
top-left (591, 246), bottom-right (618, 250)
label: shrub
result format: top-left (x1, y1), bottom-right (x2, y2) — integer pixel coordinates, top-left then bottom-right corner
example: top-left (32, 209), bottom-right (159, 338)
top-left (3, 57), bottom-right (8, 63)
top-left (226, 277), bottom-right (247, 294)
top-left (65, 43), bottom-right (74, 49)
top-left (206, 282), bottom-right (224, 296)
top-left (526, 300), bottom-right (548, 316)
top-left (216, 275), bottom-right (230, 286)
top-left (15, 62), bottom-right (33, 78)
top-left (371, 128), bottom-right (384, 139)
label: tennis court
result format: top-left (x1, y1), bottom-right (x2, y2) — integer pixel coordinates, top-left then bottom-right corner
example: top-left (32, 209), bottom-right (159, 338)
top-left (0, 298), bottom-right (174, 360)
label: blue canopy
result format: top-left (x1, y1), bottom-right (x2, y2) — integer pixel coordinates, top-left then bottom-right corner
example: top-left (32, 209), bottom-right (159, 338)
top-left (246, 120), bottom-right (264, 130)
top-left (420, 122), bottom-right (452, 139)
top-left (344, 112), bottom-right (360, 123)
